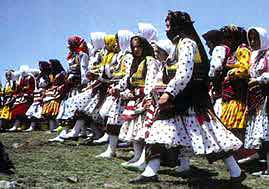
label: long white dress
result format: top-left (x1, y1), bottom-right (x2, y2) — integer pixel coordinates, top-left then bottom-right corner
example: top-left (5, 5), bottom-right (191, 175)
top-left (244, 28), bottom-right (269, 149)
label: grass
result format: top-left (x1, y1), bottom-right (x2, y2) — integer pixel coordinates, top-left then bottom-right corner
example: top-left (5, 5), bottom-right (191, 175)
top-left (1, 131), bottom-right (269, 188)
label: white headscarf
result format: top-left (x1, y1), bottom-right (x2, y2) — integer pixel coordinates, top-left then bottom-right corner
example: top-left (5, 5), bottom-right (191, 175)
top-left (247, 27), bottom-right (269, 51)
top-left (138, 22), bottom-right (158, 42)
top-left (19, 65), bottom-right (30, 77)
top-left (90, 32), bottom-right (106, 50)
top-left (117, 30), bottom-right (134, 53)
top-left (153, 39), bottom-right (175, 55)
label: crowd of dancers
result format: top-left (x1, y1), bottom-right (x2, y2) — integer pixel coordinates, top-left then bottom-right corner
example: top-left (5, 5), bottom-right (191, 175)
top-left (1, 10), bottom-right (269, 184)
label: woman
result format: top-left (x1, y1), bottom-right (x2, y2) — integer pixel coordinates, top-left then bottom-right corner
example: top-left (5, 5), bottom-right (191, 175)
top-left (95, 30), bottom-right (134, 158)
top-left (244, 27), bottom-right (269, 174)
top-left (9, 65), bottom-right (35, 131)
top-left (117, 36), bottom-right (160, 164)
top-left (0, 70), bottom-right (16, 130)
top-left (25, 61), bottom-right (51, 131)
top-left (60, 34), bottom-right (120, 141)
top-left (129, 11), bottom-right (244, 184)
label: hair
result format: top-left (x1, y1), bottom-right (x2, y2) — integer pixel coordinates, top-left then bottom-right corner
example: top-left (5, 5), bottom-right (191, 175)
top-left (49, 59), bottom-right (65, 76)
top-left (130, 36), bottom-right (154, 59)
top-left (202, 29), bottom-right (224, 45)
top-left (220, 25), bottom-right (247, 52)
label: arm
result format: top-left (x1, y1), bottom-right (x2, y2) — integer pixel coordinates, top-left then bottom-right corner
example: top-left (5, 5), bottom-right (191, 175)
top-left (164, 38), bottom-right (196, 97)
top-left (80, 53), bottom-right (89, 85)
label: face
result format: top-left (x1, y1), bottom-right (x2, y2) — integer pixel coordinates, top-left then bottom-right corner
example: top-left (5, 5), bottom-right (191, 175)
top-left (165, 19), bottom-right (171, 33)
top-left (5, 72), bottom-right (12, 80)
top-left (131, 38), bottom-right (143, 58)
top-left (248, 29), bottom-right (261, 51)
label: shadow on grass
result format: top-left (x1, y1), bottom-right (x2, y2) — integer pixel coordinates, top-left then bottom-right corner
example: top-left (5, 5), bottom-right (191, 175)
top-left (158, 166), bottom-right (251, 189)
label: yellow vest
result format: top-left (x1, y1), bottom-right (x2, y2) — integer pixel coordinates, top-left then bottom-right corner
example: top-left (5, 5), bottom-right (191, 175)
top-left (130, 56), bottom-right (154, 87)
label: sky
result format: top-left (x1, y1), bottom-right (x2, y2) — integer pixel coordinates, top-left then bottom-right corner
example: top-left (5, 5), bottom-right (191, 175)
top-left (1, 0), bottom-right (269, 84)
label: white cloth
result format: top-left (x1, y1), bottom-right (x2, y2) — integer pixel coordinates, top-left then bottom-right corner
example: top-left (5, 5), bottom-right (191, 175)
top-left (138, 22), bottom-right (158, 42)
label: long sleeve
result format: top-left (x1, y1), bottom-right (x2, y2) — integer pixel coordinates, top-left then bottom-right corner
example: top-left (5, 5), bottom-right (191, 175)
top-left (80, 53), bottom-right (89, 85)
top-left (208, 46), bottom-right (226, 77)
top-left (165, 38), bottom-right (196, 97)
top-left (144, 59), bottom-right (160, 96)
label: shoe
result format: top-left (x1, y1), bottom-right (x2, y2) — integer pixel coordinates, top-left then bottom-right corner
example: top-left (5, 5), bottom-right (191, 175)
top-left (8, 126), bottom-right (17, 132)
top-left (129, 175), bottom-right (159, 184)
top-left (48, 136), bottom-right (64, 142)
top-left (95, 152), bottom-right (116, 159)
top-left (123, 162), bottom-right (146, 172)
top-left (25, 127), bottom-right (34, 132)
top-left (230, 171), bottom-right (247, 184)
top-left (60, 132), bottom-right (79, 141)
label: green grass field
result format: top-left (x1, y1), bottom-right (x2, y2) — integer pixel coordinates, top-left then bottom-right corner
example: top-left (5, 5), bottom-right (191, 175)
top-left (1, 131), bottom-right (269, 189)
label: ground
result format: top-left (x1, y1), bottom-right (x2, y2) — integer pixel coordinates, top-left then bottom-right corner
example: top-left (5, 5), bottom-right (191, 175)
top-left (1, 131), bottom-right (269, 189)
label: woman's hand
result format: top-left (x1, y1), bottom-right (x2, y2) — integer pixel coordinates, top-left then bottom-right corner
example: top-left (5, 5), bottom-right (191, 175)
top-left (158, 93), bottom-right (170, 105)
top-left (248, 78), bottom-right (258, 87)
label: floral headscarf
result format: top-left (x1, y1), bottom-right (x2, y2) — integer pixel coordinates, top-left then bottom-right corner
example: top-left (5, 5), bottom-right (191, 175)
top-left (67, 35), bottom-right (89, 60)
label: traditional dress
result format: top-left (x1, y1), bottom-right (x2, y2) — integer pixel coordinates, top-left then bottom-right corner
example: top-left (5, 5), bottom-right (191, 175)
top-left (220, 44), bottom-right (251, 129)
top-left (0, 79), bottom-right (16, 121)
top-left (119, 54), bottom-right (160, 142)
top-left (244, 27), bottom-right (269, 149)
top-left (10, 67), bottom-right (35, 120)
top-left (145, 38), bottom-right (242, 155)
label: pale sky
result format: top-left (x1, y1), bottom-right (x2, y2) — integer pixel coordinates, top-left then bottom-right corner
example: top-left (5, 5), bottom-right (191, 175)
top-left (1, 0), bottom-right (268, 83)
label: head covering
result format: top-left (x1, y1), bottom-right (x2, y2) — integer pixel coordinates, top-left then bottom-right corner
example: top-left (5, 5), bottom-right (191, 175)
top-left (202, 30), bottom-right (224, 44)
top-left (49, 59), bottom-right (65, 76)
top-left (19, 65), bottom-right (30, 76)
top-left (104, 34), bottom-right (119, 53)
top-left (130, 35), bottom-right (155, 59)
top-left (165, 10), bottom-right (208, 66)
top-left (247, 27), bottom-right (269, 51)
top-left (138, 22), bottom-right (158, 42)
top-left (67, 35), bottom-right (89, 60)
top-left (117, 30), bottom-right (134, 52)
top-left (38, 61), bottom-right (50, 73)
top-left (5, 70), bottom-right (15, 81)
top-left (90, 32), bottom-right (106, 50)
top-left (152, 39), bottom-right (174, 55)
top-left (220, 25), bottom-right (247, 52)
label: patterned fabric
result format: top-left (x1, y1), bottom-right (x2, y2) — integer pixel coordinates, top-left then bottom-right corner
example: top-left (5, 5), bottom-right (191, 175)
top-left (244, 27), bottom-right (269, 149)
top-left (145, 38), bottom-right (242, 155)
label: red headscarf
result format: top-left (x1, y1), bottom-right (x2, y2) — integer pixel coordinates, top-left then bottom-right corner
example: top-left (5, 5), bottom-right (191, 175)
top-left (67, 35), bottom-right (89, 60)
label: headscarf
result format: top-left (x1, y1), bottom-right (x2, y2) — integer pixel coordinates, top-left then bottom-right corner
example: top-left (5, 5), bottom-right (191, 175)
top-left (98, 34), bottom-right (119, 67)
top-left (117, 30), bottom-right (134, 52)
top-left (165, 10), bottom-right (208, 66)
top-left (90, 32), bottom-right (106, 50)
top-left (220, 25), bottom-right (247, 53)
top-left (19, 65), bottom-right (30, 77)
top-left (153, 39), bottom-right (174, 55)
top-left (247, 27), bottom-right (269, 51)
top-left (130, 36), bottom-right (155, 59)
top-left (38, 61), bottom-right (50, 74)
top-left (138, 22), bottom-right (158, 42)
top-left (202, 30), bottom-right (224, 44)
top-left (49, 59), bottom-right (65, 77)
top-left (67, 35), bottom-right (89, 60)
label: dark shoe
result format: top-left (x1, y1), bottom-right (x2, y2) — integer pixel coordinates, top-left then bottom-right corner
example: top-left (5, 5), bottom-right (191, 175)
top-left (129, 175), bottom-right (159, 184)
top-left (230, 171), bottom-right (247, 184)
top-left (60, 136), bottom-right (79, 141)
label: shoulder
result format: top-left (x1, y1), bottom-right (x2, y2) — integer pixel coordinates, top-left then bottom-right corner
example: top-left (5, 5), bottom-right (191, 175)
top-left (176, 38), bottom-right (197, 54)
